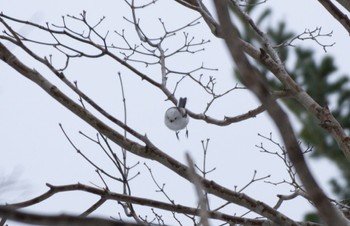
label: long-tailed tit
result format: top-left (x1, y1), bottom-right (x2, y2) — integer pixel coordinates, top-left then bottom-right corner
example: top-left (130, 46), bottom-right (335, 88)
top-left (164, 97), bottom-right (189, 139)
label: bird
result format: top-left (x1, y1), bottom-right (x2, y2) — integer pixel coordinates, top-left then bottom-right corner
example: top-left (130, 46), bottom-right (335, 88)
top-left (164, 97), bottom-right (189, 139)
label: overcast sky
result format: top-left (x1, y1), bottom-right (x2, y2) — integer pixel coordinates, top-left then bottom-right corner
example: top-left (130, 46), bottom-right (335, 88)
top-left (1, 0), bottom-right (348, 225)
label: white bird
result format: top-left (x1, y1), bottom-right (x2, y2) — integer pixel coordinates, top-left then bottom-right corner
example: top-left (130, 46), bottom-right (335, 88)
top-left (164, 97), bottom-right (189, 139)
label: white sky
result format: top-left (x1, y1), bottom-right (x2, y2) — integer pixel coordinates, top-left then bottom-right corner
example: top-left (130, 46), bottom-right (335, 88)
top-left (0, 0), bottom-right (348, 225)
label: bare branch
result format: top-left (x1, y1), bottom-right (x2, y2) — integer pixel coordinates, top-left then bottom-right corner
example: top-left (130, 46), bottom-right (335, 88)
top-left (274, 189), bottom-right (309, 210)
top-left (0, 206), bottom-right (141, 226)
top-left (316, 0), bottom-right (350, 34)
top-left (275, 27), bottom-right (335, 52)
top-left (186, 153), bottom-right (209, 226)
top-left (81, 197), bottom-right (108, 217)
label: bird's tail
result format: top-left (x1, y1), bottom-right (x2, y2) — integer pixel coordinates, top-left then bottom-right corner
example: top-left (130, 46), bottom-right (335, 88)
top-left (178, 97), bottom-right (187, 108)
